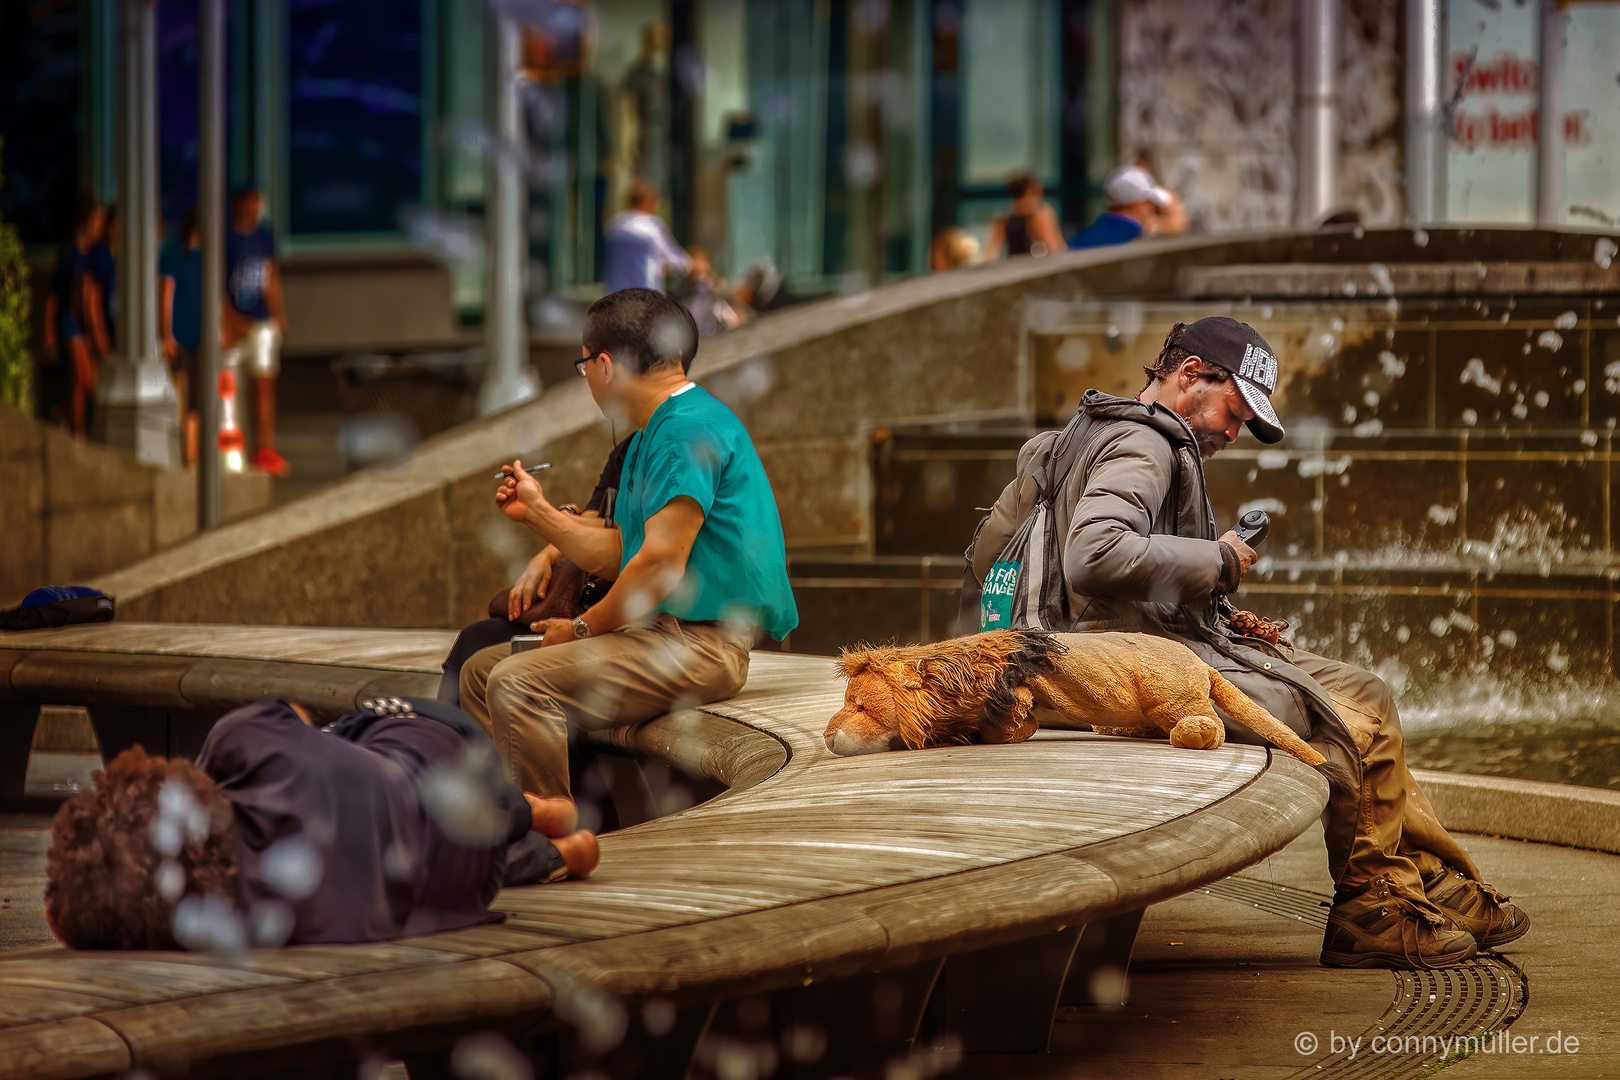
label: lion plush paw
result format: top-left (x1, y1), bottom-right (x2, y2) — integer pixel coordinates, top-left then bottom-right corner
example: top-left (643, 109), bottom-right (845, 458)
top-left (1168, 715), bottom-right (1225, 751)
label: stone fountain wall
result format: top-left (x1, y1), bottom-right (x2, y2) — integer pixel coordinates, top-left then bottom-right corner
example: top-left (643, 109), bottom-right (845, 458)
top-left (1118, 0), bottom-right (1405, 230)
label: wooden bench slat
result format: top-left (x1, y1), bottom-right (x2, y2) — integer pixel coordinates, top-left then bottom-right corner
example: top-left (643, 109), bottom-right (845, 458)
top-left (0, 1016), bottom-right (130, 1080)
top-left (7, 652), bottom-right (194, 707)
top-left (95, 958), bottom-right (550, 1076)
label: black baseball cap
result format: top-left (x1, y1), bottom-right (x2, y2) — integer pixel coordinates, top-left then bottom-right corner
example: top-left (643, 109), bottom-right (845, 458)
top-left (1175, 316), bottom-right (1285, 444)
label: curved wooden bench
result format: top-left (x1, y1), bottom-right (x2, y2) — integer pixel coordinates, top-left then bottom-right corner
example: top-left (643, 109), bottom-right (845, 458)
top-left (0, 625), bottom-right (1328, 1078)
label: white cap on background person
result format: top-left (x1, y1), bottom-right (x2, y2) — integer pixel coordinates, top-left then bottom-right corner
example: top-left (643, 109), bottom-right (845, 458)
top-left (1104, 165), bottom-right (1172, 209)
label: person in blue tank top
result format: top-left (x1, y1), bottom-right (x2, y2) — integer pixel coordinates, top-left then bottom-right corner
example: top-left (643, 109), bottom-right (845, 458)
top-left (84, 208), bottom-right (118, 362)
top-left (42, 194), bottom-right (104, 435)
top-left (459, 288), bottom-right (798, 799)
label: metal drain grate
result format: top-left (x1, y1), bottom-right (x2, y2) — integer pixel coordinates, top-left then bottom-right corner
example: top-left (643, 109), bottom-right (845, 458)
top-left (1282, 958), bottom-right (1524, 1079)
top-left (1196, 875), bottom-right (1528, 1079)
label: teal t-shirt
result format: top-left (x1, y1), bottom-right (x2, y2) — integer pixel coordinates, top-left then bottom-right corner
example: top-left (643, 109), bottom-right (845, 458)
top-left (614, 385), bottom-right (799, 640)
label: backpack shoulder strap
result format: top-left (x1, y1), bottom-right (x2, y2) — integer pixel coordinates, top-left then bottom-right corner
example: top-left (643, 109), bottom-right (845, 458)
top-left (1033, 408), bottom-right (1093, 504)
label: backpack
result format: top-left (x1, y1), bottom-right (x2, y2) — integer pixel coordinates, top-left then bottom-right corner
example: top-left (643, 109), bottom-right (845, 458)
top-left (0, 586), bottom-right (116, 631)
top-left (974, 412), bottom-right (1094, 633)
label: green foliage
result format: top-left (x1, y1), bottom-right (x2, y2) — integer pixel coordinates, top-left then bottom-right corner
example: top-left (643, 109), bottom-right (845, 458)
top-left (0, 135), bottom-right (34, 416)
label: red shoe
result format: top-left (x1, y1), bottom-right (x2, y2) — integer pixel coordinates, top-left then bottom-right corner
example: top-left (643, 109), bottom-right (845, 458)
top-left (252, 446), bottom-right (291, 477)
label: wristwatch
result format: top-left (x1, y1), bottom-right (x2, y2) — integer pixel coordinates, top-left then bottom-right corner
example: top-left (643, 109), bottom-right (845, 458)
top-left (571, 615), bottom-right (593, 639)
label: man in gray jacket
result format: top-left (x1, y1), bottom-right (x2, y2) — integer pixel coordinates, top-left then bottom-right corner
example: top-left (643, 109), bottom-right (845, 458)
top-left (969, 316), bottom-right (1527, 969)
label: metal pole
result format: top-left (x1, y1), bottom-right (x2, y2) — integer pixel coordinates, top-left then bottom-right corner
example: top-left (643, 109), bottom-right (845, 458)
top-left (1403, 0), bottom-right (1445, 225)
top-left (198, 0), bottom-right (225, 528)
top-left (1536, 0), bottom-right (1564, 228)
top-left (476, 5), bottom-right (540, 417)
top-left (101, 0), bottom-right (180, 465)
top-left (1296, 0), bottom-right (1340, 228)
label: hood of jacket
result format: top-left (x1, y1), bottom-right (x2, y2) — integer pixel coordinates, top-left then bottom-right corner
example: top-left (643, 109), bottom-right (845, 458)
top-left (1081, 388), bottom-right (1200, 452)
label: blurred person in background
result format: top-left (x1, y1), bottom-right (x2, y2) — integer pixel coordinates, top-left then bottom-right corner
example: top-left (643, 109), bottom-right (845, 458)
top-left (223, 184), bottom-right (290, 477)
top-left (42, 193), bottom-right (104, 436)
top-left (728, 255), bottom-right (784, 316)
top-left (985, 174), bottom-right (1065, 260)
top-left (160, 206), bottom-right (204, 466)
top-left (929, 227), bottom-right (981, 272)
top-left (672, 247), bottom-right (744, 336)
top-left (83, 207), bottom-right (118, 365)
top-left (603, 179), bottom-right (690, 294)
top-left (618, 23), bottom-right (672, 200)
top-left (1069, 163), bottom-right (1187, 250)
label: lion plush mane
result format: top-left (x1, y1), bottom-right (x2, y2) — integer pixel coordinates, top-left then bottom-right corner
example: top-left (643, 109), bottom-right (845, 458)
top-left (832, 629), bottom-right (1065, 749)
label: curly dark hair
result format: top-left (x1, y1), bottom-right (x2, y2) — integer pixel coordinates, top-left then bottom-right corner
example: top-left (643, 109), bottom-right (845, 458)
top-left (1141, 321), bottom-right (1233, 390)
top-left (46, 747), bottom-right (238, 950)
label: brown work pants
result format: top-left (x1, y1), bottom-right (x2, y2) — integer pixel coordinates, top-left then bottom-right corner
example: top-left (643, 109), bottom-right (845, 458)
top-left (1289, 649), bottom-right (1484, 914)
top-left (458, 613), bottom-right (753, 797)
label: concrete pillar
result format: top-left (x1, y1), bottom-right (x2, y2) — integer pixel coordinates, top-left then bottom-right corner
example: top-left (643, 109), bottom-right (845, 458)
top-left (198, 0), bottom-right (225, 528)
top-left (1536, 0), bottom-right (1565, 228)
top-left (477, 6), bottom-right (540, 417)
top-left (846, 1), bottom-right (886, 287)
top-left (1295, 0), bottom-right (1340, 228)
top-left (1403, 0), bottom-right (1446, 225)
top-left (100, 0), bottom-right (180, 466)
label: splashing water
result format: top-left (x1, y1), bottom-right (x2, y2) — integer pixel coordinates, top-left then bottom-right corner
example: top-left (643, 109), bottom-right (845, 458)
top-left (173, 893), bottom-right (248, 961)
top-left (417, 741), bottom-right (512, 847)
top-left (450, 1032), bottom-right (533, 1080)
top-left (262, 835), bottom-right (323, 902)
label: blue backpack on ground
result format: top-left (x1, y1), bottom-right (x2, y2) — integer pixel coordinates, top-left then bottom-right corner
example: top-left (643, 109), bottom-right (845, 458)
top-left (0, 587), bottom-right (116, 631)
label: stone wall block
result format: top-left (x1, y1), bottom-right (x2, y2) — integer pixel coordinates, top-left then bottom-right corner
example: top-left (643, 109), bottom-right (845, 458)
top-left (43, 423), bottom-right (155, 509)
top-left (152, 469), bottom-right (199, 551)
top-left (149, 491), bottom-right (453, 626)
top-left (756, 438), bottom-right (869, 551)
top-left (47, 502), bottom-right (153, 584)
top-left (0, 456), bottom-right (46, 604)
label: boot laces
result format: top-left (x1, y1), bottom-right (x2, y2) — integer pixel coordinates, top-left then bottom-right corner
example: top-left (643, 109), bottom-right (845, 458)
top-left (1385, 896), bottom-right (1455, 971)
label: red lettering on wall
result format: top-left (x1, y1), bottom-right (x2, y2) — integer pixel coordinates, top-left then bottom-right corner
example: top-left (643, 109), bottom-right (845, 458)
top-left (1450, 51), bottom-right (1540, 97)
top-left (1451, 108), bottom-right (1592, 151)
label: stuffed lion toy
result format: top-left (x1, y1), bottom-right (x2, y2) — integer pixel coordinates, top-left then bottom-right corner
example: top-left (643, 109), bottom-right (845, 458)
top-left (824, 628), bottom-right (1327, 770)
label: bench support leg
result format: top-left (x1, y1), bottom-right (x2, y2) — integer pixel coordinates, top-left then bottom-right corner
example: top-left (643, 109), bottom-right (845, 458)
top-left (87, 706), bottom-right (215, 763)
top-left (1060, 906), bottom-right (1146, 1006)
top-left (687, 963), bottom-right (941, 1079)
top-left (918, 926), bottom-right (1084, 1053)
top-left (0, 702), bottom-right (42, 801)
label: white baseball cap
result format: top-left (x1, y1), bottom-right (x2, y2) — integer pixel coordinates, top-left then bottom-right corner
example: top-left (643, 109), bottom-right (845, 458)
top-left (1105, 165), bottom-right (1172, 209)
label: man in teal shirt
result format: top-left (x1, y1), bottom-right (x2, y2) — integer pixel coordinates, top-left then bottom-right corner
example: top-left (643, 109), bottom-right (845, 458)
top-left (460, 288), bottom-right (797, 798)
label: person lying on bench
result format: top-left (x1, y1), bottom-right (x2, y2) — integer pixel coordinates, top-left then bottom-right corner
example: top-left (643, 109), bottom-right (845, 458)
top-left (459, 287), bottom-right (798, 799)
top-left (44, 696), bottom-right (597, 952)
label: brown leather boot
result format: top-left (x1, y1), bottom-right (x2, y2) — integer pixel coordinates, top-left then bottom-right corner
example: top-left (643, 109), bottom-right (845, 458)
top-left (1424, 867), bottom-right (1530, 949)
top-left (1321, 877), bottom-right (1478, 969)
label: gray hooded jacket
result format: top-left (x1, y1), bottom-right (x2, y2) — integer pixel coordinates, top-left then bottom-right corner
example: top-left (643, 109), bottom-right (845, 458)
top-left (967, 389), bottom-right (1362, 879)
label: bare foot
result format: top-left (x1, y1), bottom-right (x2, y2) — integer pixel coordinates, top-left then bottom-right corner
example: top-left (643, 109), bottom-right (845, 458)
top-left (524, 793), bottom-right (579, 838)
top-left (551, 829), bottom-right (600, 879)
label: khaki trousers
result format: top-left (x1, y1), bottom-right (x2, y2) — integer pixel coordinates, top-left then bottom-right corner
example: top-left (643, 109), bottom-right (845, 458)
top-left (458, 613), bottom-right (753, 797)
top-left (1289, 649), bottom-right (1484, 913)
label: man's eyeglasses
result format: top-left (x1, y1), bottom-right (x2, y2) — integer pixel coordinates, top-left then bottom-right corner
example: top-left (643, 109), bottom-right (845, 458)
top-left (575, 351), bottom-right (606, 376)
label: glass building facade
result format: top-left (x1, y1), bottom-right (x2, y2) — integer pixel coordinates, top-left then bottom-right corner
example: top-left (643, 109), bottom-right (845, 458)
top-left (0, 0), bottom-right (1114, 317)
top-left (3, 0), bottom-right (1616, 324)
